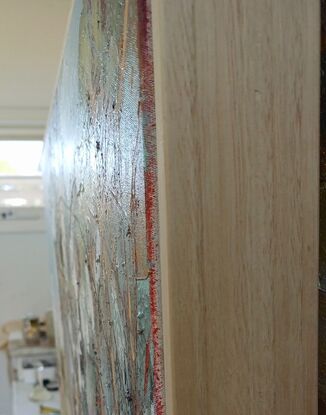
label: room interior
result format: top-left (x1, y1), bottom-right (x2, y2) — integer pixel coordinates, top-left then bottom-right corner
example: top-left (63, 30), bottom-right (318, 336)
top-left (0, 2), bottom-right (70, 414)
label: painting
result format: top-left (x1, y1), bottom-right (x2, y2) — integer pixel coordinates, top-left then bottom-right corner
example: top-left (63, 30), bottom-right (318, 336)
top-left (43, 0), bottom-right (164, 413)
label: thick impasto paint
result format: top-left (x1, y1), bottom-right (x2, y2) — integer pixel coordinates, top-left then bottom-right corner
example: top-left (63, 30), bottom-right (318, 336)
top-left (44, 0), bottom-right (164, 413)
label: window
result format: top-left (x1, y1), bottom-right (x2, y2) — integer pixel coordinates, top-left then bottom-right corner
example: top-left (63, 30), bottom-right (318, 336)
top-left (0, 140), bottom-right (43, 176)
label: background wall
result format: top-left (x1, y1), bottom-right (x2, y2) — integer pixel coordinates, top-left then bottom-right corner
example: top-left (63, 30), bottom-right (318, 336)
top-left (0, 0), bottom-right (71, 139)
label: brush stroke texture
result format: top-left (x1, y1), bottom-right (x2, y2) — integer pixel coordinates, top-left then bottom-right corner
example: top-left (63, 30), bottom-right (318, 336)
top-left (44, 0), bottom-right (164, 413)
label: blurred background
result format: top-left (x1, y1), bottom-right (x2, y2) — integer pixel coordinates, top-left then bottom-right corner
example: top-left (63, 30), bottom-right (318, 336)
top-left (0, 2), bottom-right (71, 414)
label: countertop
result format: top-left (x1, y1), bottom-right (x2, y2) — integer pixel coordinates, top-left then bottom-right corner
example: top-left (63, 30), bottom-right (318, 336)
top-left (12, 381), bottom-right (60, 415)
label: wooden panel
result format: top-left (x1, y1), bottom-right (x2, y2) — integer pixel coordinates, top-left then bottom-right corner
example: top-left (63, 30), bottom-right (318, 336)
top-left (152, 1), bottom-right (320, 414)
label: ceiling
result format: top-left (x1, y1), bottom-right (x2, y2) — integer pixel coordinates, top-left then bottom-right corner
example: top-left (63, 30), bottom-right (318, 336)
top-left (0, 0), bottom-right (71, 140)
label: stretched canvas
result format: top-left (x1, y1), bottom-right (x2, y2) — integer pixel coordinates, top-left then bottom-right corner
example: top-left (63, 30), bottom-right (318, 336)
top-left (44, 0), bottom-right (164, 413)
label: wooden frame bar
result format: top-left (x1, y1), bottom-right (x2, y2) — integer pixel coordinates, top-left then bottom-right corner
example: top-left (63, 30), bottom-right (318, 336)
top-left (152, 1), bottom-right (320, 413)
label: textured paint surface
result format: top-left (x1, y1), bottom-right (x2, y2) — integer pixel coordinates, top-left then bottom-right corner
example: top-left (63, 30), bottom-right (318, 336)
top-left (43, 0), bottom-right (164, 413)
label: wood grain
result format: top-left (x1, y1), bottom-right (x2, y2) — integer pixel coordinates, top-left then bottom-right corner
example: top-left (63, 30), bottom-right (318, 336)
top-left (151, 1), bottom-right (320, 413)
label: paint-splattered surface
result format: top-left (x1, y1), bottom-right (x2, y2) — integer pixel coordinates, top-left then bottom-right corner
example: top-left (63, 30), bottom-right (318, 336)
top-left (43, 0), bottom-right (164, 413)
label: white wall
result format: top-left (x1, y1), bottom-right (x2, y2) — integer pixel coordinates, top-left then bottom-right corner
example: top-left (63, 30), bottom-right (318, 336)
top-left (0, 228), bottom-right (52, 415)
top-left (0, 0), bottom-right (71, 108)
top-left (0, 0), bottom-right (71, 141)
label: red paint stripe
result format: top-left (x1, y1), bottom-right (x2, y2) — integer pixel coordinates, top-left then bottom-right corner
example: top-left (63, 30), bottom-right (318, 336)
top-left (137, 1), bottom-right (165, 414)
